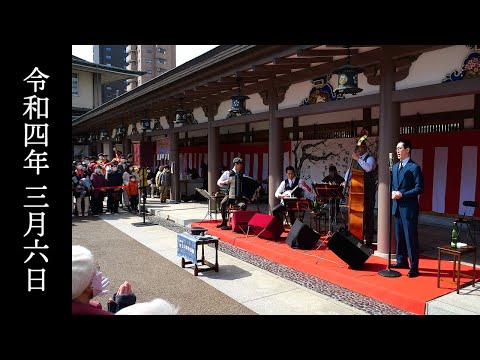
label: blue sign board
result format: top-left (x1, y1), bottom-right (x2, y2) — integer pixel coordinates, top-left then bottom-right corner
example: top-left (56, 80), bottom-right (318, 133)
top-left (177, 233), bottom-right (198, 264)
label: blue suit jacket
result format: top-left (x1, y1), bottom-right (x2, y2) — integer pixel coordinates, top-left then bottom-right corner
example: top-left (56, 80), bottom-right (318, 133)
top-left (391, 160), bottom-right (424, 218)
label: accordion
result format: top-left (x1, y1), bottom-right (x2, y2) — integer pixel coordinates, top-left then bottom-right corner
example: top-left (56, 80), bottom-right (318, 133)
top-left (228, 172), bottom-right (259, 202)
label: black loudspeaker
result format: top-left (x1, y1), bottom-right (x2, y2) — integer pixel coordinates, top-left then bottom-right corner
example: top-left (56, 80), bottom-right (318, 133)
top-left (286, 219), bottom-right (320, 250)
top-left (327, 227), bottom-right (373, 269)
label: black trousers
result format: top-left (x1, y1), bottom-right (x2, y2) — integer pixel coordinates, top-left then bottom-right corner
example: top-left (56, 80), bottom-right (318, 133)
top-left (107, 191), bottom-right (120, 213)
top-left (130, 194), bottom-right (139, 211)
top-left (272, 203), bottom-right (298, 225)
top-left (91, 193), bottom-right (104, 215)
top-left (220, 195), bottom-right (246, 223)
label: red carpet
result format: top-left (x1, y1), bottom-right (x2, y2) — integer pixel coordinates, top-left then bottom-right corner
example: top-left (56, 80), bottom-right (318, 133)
top-left (193, 220), bottom-right (478, 315)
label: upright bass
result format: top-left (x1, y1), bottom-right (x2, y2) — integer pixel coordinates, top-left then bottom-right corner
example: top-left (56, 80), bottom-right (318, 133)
top-left (345, 133), bottom-right (368, 241)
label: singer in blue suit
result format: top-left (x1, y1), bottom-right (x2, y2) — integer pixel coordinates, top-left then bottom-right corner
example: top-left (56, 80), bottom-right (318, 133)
top-left (391, 139), bottom-right (424, 278)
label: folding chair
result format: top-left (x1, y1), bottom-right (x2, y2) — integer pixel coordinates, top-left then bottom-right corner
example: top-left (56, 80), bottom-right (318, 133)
top-left (457, 200), bottom-right (478, 245)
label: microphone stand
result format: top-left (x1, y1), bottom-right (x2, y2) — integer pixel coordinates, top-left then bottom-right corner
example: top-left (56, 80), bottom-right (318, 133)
top-left (132, 167), bottom-right (156, 227)
top-left (378, 154), bottom-right (401, 278)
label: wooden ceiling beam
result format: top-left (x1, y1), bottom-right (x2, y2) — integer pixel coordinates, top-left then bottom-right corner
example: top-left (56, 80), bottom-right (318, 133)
top-left (210, 78), bottom-right (238, 85)
top-left (236, 70), bottom-right (284, 78)
top-left (297, 49), bottom-right (360, 56)
top-left (273, 56), bottom-right (333, 64)
top-left (254, 64), bottom-right (310, 71)
top-left (274, 45), bottom-right (447, 88)
top-left (195, 84), bottom-right (234, 91)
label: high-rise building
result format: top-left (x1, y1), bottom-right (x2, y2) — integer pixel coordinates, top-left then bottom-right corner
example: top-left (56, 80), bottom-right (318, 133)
top-left (125, 45), bottom-right (176, 91)
top-left (93, 45), bottom-right (128, 102)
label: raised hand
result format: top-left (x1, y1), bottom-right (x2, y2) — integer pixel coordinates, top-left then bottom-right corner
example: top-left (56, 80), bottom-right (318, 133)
top-left (117, 281), bottom-right (133, 295)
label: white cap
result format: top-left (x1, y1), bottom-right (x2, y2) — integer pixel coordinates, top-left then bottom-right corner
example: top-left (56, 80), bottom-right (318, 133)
top-left (72, 245), bottom-right (95, 300)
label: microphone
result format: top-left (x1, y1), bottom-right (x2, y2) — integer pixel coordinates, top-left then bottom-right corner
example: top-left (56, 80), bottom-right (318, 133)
top-left (389, 152), bottom-right (393, 171)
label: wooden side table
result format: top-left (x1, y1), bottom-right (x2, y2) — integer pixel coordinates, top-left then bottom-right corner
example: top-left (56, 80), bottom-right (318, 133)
top-left (437, 245), bottom-right (477, 294)
top-left (177, 233), bottom-right (219, 276)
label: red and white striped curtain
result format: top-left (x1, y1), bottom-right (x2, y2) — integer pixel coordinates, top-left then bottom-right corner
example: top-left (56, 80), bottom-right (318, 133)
top-left (177, 131), bottom-right (479, 216)
top-left (410, 131), bottom-right (479, 216)
top-left (178, 143), bottom-right (291, 183)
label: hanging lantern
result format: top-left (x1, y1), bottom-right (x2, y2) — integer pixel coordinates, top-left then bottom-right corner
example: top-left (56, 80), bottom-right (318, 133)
top-left (140, 117), bottom-right (151, 131)
top-left (115, 126), bottom-right (126, 141)
top-left (333, 48), bottom-right (363, 96)
top-left (153, 119), bottom-right (163, 130)
top-left (88, 133), bottom-right (97, 142)
top-left (227, 78), bottom-right (251, 118)
top-left (175, 106), bottom-right (188, 124)
top-left (227, 93), bottom-right (252, 118)
top-left (99, 129), bottom-right (109, 140)
top-left (175, 100), bottom-right (196, 125)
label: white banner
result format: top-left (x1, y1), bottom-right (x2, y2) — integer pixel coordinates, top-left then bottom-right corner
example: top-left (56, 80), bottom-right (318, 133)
top-left (432, 147), bottom-right (448, 213)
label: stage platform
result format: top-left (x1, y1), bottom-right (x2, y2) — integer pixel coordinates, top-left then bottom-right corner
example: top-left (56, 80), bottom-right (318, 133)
top-left (192, 220), bottom-right (478, 315)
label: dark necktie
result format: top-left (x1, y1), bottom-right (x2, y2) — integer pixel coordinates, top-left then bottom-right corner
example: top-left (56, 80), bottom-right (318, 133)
top-left (398, 161), bottom-right (403, 173)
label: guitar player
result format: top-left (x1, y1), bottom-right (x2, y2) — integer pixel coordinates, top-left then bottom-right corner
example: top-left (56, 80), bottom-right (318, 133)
top-left (272, 165), bottom-right (312, 226)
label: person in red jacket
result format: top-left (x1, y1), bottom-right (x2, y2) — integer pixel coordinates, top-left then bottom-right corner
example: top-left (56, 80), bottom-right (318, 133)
top-left (126, 174), bottom-right (139, 212)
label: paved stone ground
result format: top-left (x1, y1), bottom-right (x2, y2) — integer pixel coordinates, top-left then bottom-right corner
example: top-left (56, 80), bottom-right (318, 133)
top-left (72, 217), bottom-right (256, 315)
top-left (145, 214), bottom-right (411, 315)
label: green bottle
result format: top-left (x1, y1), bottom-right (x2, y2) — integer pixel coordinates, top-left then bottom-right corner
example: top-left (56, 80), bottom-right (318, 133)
top-left (313, 198), bottom-right (318, 212)
top-left (451, 221), bottom-right (458, 248)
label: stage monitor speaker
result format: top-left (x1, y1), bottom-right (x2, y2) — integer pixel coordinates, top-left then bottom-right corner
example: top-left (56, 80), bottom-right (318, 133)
top-left (231, 210), bottom-right (259, 233)
top-left (327, 227), bottom-right (373, 269)
top-left (286, 219), bottom-right (320, 250)
top-left (247, 214), bottom-right (284, 240)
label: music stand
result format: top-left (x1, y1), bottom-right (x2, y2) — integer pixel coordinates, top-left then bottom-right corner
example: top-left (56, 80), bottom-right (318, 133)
top-left (283, 198), bottom-right (312, 224)
top-left (195, 188), bottom-right (223, 222)
top-left (313, 184), bottom-right (344, 238)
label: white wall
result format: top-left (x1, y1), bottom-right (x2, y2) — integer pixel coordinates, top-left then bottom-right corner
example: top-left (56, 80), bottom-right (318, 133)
top-left (220, 124), bottom-right (245, 135)
top-left (72, 70), bottom-right (94, 109)
top-left (371, 94), bottom-right (474, 118)
top-left (354, 73), bottom-right (380, 96)
top-left (401, 95), bottom-right (474, 116)
top-left (193, 106), bottom-right (207, 123)
top-left (299, 109), bottom-right (364, 126)
top-left (279, 80), bottom-right (312, 109)
top-left (188, 129), bottom-right (208, 137)
top-left (247, 92), bottom-right (269, 113)
top-left (128, 122), bottom-right (140, 135)
top-left (396, 45), bottom-right (473, 90)
top-left (103, 143), bottom-right (111, 158)
top-left (251, 120), bottom-right (269, 131)
top-left (159, 116), bottom-right (168, 129)
top-left (214, 99), bottom-right (232, 121)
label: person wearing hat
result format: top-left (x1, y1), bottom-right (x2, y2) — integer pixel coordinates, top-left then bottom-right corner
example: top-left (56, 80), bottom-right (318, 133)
top-left (342, 140), bottom-right (376, 246)
top-left (72, 245), bottom-right (136, 315)
top-left (216, 157), bottom-right (246, 229)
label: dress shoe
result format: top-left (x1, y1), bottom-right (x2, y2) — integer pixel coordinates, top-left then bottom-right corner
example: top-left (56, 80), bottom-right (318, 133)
top-left (216, 221), bottom-right (227, 228)
top-left (407, 269), bottom-right (419, 278)
top-left (391, 263), bottom-right (409, 269)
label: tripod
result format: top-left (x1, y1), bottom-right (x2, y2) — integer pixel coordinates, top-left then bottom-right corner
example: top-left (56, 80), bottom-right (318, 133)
top-left (312, 184), bottom-right (343, 240)
top-left (326, 197), bottom-right (340, 238)
top-left (378, 154), bottom-right (401, 278)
